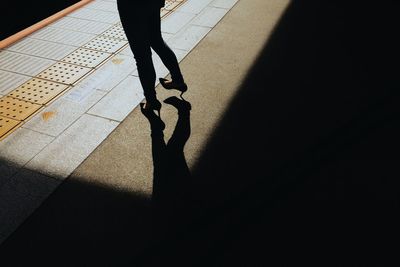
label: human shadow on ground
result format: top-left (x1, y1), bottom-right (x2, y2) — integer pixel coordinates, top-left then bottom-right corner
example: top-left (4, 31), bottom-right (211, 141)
top-left (140, 96), bottom-right (192, 221)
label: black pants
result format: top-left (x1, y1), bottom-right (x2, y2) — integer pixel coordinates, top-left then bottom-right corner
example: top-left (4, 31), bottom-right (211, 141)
top-left (117, 2), bottom-right (184, 100)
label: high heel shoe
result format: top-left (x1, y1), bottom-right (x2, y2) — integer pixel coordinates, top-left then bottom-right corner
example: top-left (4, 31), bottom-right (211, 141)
top-left (159, 78), bottom-right (188, 94)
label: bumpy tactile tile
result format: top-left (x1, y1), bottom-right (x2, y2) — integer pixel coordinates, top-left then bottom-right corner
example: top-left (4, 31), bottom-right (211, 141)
top-left (8, 78), bottom-right (69, 105)
top-left (0, 96), bottom-right (42, 121)
top-left (0, 116), bottom-right (21, 140)
top-left (37, 62), bottom-right (92, 85)
top-left (61, 48), bottom-right (111, 68)
top-left (83, 35), bottom-right (127, 53)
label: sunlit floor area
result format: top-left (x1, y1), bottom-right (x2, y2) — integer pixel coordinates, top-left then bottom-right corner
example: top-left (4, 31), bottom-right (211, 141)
top-left (0, 0), bottom-right (241, 244)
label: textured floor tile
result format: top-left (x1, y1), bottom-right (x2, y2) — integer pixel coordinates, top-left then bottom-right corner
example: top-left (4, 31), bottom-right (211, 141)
top-left (85, 1), bottom-right (119, 13)
top-left (6, 38), bottom-right (77, 61)
top-left (87, 76), bottom-right (143, 121)
top-left (191, 6), bottom-right (228, 28)
top-left (61, 48), bottom-right (112, 68)
top-left (0, 96), bottom-right (42, 121)
top-left (0, 116), bottom-right (20, 142)
top-left (101, 24), bottom-right (127, 40)
top-left (83, 35), bottom-right (127, 53)
top-left (26, 114), bottom-right (118, 178)
top-left (167, 25), bottom-right (211, 51)
top-left (50, 17), bottom-right (112, 35)
top-left (22, 84), bottom-right (106, 137)
top-left (30, 27), bottom-right (96, 47)
top-left (8, 78), bottom-right (69, 105)
top-left (0, 70), bottom-right (31, 95)
top-left (161, 11), bottom-right (196, 34)
top-left (68, 8), bottom-right (120, 24)
top-left (37, 62), bottom-right (92, 85)
top-left (0, 51), bottom-right (55, 76)
top-left (0, 169), bottom-right (61, 244)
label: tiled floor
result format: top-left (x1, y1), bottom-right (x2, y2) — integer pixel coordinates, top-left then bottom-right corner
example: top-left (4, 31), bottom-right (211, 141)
top-left (0, 0), bottom-right (239, 244)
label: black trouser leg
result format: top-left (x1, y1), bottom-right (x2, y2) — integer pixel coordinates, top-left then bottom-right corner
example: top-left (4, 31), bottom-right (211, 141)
top-left (118, 4), bottom-right (157, 99)
top-left (118, 2), bottom-right (184, 100)
top-left (148, 7), bottom-right (185, 83)
top-left (132, 43), bottom-right (157, 100)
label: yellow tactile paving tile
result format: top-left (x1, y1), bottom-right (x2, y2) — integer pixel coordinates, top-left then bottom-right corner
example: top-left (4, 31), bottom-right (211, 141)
top-left (0, 115), bottom-right (21, 141)
top-left (0, 96), bottom-right (42, 121)
top-left (8, 78), bottom-right (69, 105)
top-left (101, 24), bottom-right (127, 41)
top-left (37, 62), bottom-right (92, 85)
top-left (61, 48), bottom-right (111, 68)
top-left (83, 35), bottom-right (127, 53)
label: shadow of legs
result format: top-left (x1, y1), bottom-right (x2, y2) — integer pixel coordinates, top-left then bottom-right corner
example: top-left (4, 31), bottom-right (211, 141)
top-left (141, 97), bottom-right (192, 221)
top-left (164, 96), bottom-right (192, 198)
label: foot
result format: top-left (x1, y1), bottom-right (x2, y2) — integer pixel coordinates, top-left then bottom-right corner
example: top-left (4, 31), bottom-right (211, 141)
top-left (163, 96), bottom-right (191, 113)
top-left (159, 78), bottom-right (188, 93)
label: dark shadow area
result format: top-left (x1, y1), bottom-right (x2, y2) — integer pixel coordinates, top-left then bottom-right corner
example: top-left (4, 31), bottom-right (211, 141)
top-left (0, 0), bottom-right (80, 40)
top-left (0, 165), bottom-right (153, 266)
top-left (132, 1), bottom-right (400, 266)
top-left (1, 1), bottom-right (400, 266)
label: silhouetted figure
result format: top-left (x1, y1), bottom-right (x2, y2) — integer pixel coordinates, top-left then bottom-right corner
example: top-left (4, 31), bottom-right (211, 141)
top-left (140, 96), bottom-right (192, 218)
top-left (117, 1), bottom-right (187, 113)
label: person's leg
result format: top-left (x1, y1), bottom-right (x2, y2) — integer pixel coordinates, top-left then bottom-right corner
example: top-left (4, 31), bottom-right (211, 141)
top-left (130, 41), bottom-right (158, 101)
top-left (148, 6), bottom-right (185, 84)
top-left (117, 2), bottom-right (160, 107)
